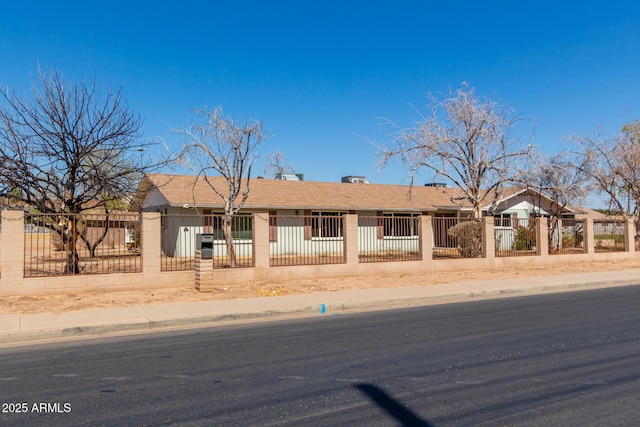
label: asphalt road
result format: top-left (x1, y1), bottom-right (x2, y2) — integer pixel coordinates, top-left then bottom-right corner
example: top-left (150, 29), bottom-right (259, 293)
top-left (1, 285), bottom-right (640, 426)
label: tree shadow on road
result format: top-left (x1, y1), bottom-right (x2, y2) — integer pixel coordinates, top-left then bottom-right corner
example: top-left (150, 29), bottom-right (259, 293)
top-left (356, 383), bottom-right (433, 426)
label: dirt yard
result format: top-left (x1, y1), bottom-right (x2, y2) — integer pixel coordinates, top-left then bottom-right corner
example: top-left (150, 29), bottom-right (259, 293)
top-left (2, 258), bottom-right (640, 315)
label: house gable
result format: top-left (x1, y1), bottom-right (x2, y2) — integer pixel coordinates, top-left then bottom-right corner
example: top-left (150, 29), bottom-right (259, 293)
top-left (490, 188), bottom-right (574, 217)
top-left (133, 176), bottom-right (171, 211)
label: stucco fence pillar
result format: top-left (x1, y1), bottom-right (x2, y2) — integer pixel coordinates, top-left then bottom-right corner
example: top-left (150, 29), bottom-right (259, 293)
top-left (141, 212), bottom-right (161, 284)
top-left (344, 213), bottom-right (358, 265)
top-left (483, 216), bottom-right (495, 260)
top-left (420, 215), bottom-right (433, 266)
top-left (583, 218), bottom-right (595, 255)
top-left (252, 212), bottom-right (270, 271)
top-left (1, 210), bottom-right (26, 293)
top-left (536, 217), bottom-right (549, 257)
top-left (625, 217), bottom-right (636, 253)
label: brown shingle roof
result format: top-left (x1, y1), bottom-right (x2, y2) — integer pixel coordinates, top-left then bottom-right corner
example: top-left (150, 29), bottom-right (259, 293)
top-left (570, 206), bottom-right (622, 220)
top-left (139, 174), bottom-right (485, 212)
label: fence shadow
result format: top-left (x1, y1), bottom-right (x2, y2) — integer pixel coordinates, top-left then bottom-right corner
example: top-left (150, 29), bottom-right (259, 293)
top-left (356, 383), bottom-right (433, 426)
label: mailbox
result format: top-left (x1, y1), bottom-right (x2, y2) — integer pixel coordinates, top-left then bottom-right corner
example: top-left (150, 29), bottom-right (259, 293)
top-left (196, 234), bottom-right (214, 259)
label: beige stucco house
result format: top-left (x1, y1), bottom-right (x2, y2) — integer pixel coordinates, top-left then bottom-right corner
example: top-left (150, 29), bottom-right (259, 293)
top-left (137, 174), bottom-right (576, 217)
top-left (135, 174), bottom-right (578, 257)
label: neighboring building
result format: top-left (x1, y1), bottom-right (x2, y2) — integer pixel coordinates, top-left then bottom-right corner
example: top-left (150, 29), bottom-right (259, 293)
top-left (135, 174), bottom-right (578, 257)
top-left (341, 175), bottom-right (370, 184)
top-left (275, 173), bottom-right (304, 181)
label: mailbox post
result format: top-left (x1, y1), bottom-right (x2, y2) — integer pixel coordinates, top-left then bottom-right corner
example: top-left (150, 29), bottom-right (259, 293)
top-left (196, 234), bottom-right (214, 259)
top-left (195, 233), bottom-right (214, 292)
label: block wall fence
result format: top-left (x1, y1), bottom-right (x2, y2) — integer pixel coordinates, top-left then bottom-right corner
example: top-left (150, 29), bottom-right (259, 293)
top-left (0, 211), bottom-right (637, 296)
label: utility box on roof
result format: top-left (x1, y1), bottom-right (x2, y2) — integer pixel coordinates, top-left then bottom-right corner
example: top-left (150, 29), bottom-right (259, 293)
top-left (341, 175), bottom-right (369, 184)
top-left (196, 234), bottom-right (214, 259)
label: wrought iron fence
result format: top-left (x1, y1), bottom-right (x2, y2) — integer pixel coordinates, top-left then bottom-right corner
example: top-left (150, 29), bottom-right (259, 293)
top-left (24, 212), bottom-right (142, 277)
top-left (160, 213), bottom-right (253, 271)
top-left (495, 217), bottom-right (538, 257)
top-left (593, 219), bottom-right (626, 253)
top-left (548, 218), bottom-right (585, 255)
top-left (358, 215), bottom-right (421, 262)
top-left (269, 214), bottom-right (345, 266)
top-left (432, 217), bottom-right (483, 259)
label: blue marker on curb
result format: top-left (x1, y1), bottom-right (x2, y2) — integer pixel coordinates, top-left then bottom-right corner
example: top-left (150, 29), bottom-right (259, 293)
top-left (320, 304), bottom-right (326, 314)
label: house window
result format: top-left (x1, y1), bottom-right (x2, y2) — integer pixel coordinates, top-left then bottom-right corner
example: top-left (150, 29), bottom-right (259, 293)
top-left (203, 209), bottom-right (213, 233)
top-left (209, 214), bottom-right (253, 240)
top-left (495, 213), bottom-right (512, 227)
top-left (382, 213), bottom-right (419, 237)
top-left (161, 208), bottom-right (167, 229)
top-left (310, 212), bottom-right (344, 239)
top-left (269, 211), bottom-right (277, 242)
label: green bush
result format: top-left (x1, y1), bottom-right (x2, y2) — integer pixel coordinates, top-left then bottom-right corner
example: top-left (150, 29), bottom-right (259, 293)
top-left (562, 233), bottom-right (573, 247)
top-left (514, 226), bottom-right (536, 250)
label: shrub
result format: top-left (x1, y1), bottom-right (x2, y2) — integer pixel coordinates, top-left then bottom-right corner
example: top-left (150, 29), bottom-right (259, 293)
top-left (562, 231), bottom-right (576, 247)
top-left (514, 225), bottom-right (536, 250)
top-left (447, 220), bottom-right (483, 258)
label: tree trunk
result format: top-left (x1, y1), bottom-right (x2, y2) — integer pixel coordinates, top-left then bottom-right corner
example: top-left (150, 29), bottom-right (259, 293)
top-left (80, 213), bottom-right (111, 258)
top-left (548, 216), bottom-right (558, 251)
top-left (64, 249), bottom-right (80, 274)
top-left (223, 216), bottom-right (237, 267)
top-left (64, 217), bottom-right (80, 274)
top-left (472, 203), bottom-right (482, 219)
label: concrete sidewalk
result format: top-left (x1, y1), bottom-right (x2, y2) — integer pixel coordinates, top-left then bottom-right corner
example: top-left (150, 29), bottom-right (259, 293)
top-left (1, 269), bottom-right (639, 345)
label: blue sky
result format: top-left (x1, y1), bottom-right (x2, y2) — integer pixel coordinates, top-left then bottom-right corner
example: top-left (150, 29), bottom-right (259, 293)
top-left (2, 1), bottom-right (640, 193)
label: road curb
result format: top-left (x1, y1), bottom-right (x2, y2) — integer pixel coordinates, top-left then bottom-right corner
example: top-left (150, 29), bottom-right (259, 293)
top-left (1, 278), bottom-right (637, 345)
top-left (0, 307), bottom-right (320, 345)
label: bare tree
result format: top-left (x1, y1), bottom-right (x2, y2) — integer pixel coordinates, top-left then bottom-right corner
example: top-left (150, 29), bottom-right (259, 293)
top-left (263, 149), bottom-right (296, 178)
top-left (0, 68), bottom-right (153, 273)
top-left (570, 123), bottom-right (640, 218)
top-left (522, 151), bottom-right (591, 250)
top-left (177, 107), bottom-right (265, 267)
top-left (379, 84), bottom-right (532, 218)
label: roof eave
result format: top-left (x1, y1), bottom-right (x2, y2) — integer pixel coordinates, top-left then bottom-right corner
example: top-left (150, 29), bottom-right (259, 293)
top-left (164, 202), bottom-right (436, 212)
